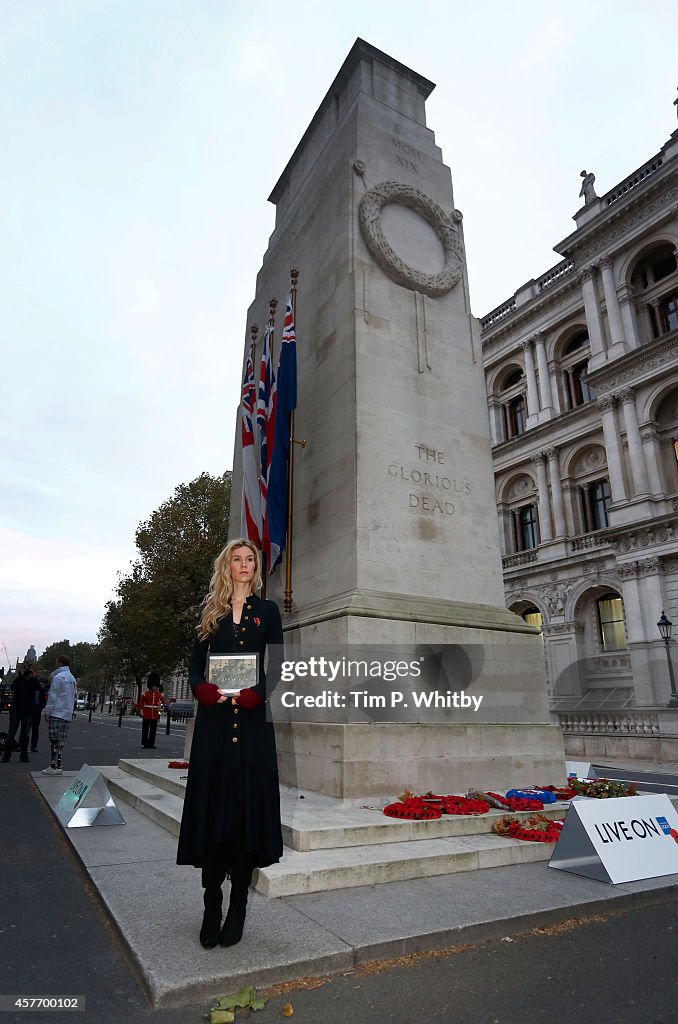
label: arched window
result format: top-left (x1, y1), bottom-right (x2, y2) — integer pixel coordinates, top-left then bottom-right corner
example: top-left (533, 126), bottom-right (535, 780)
top-left (597, 593), bottom-right (626, 652)
top-left (522, 606), bottom-right (542, 630)
top-left (561, 330), bottom-right (595, 409)
top-left (580, 478), bottom-right (612, 531)
top-left (498, 366), bottom-right (527, 440)
top-left (513, 503), bottom-right (539, 551)
top-left (630, 244), bottom-right (678, 340)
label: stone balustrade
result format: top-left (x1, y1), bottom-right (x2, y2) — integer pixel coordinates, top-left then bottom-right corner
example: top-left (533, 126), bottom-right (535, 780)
top-left (604, 154), bottom-right (663, 206)
top-left (570, 532), bottom-right (612, 552)
top-left (537, 259), bottom-right (575, 293)
top-left (502, 550), bottom-right (538, 569)
top-left (480, 298), bottom-right (516, 331)
top-left (559, 710), bottom-right (659, 736)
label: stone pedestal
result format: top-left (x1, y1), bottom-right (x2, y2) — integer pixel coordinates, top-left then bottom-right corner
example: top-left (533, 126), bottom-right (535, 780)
top-left (231, 39), bottom-right (565, 796)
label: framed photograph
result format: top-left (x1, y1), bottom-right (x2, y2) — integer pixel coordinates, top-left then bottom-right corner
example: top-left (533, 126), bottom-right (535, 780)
top-left (207, 653), bottom-right (259, 695)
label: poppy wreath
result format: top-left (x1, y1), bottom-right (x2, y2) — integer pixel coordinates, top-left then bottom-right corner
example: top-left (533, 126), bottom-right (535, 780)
top-left (437, 795), bottom-right (490, 815)
top-left (168, 760), bottom-right (190, 769)
top-left (540, 784), bottom-right (577, 801)
top-left (492, 813), bottom-right (563, 843)
top-left (486, 792), bottom-right (544, 812)
top-left (384, 798), bottom-right (442, 820)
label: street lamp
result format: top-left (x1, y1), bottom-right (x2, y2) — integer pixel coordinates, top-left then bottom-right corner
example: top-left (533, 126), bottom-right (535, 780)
top-left (657, 611), bottom-right (678, 708)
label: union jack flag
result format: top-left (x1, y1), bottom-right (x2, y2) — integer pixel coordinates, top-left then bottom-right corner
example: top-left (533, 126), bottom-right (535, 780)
top-left (266, 294), bottom-right (297, 572)
top-left (257, 325), bottom-right (276, 562)
top-left (240, 352), bottom-right (262, 545)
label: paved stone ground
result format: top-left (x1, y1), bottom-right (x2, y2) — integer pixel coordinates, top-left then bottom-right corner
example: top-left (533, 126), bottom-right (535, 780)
top-left (3, 716), bottom-right (678, 1024)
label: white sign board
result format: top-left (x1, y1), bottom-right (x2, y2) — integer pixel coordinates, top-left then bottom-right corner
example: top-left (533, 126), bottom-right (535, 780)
top-left (565, 761), bottom-right (597, 780)
top-left (549, 794), bottom-right (678, 884)
top-left (53, 764), bottom-right (125, 828)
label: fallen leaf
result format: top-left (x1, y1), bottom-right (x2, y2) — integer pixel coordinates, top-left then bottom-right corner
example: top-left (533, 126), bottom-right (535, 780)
top-left (282, 1002), bottom-right (294, 1017)
top-left (250, 998), bottom-right (268, 1012)
top-left (210, 1011), bottom-right (235, 1024)
top-left (215, 987), bottom-right (257, 1011)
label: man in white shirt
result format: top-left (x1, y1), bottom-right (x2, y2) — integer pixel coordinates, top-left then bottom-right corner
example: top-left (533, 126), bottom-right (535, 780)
top-left (42, 656), bottom-right (76, 776)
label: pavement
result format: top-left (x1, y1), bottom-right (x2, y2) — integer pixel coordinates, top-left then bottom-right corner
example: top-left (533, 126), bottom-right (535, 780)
top-left (25, 746), bottom-right (678, 1010)
top-left (3, 712), bottom-right (678, 1024)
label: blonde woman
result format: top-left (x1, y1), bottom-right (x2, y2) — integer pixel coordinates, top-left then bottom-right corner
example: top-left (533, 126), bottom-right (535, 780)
top-left (176, 539), bottom-right (283, 949)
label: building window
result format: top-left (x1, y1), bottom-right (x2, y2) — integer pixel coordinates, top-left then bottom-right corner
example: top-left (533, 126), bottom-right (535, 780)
top-left (597, 594), bottom-right (626, 652)
top-left (659, 294), bottom-right (678, 334)
top-left (631, 245), bottom-right (678, 342)
top-left (506, 395), bottom-right (526, 437)
top-left (522, 607), bottom-right (542, 630)
top-left (561, 331), bottom-right (595, 410)
top-left (498, 367), bottom-right (527, 440)
top-left (580, 478), bottom-right (611, 531)
top-left (513, 503), bottom-right (539, 551)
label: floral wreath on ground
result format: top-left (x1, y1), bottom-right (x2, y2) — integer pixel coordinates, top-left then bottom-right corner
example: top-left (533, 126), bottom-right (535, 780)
top-left (492, 813), bottom-right (563, 844)
top-left (569, 777), bottom-right (637, 799)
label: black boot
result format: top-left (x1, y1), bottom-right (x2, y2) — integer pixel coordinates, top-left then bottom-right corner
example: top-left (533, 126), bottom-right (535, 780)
top-left (219, 862), bottom-right (253, 947)
top-left (199, 886), bottom-right (223, 949)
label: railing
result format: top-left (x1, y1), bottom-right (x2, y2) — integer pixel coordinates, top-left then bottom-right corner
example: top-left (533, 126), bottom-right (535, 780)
top-left (481, 298), bottom-right (517, 331)
top-left (537, 259), bottom-right (575, 293)
top-left (559, 710), bottom-right (659, 736)
top-left (502, 550), bottom-right (538, 569)
top-left (605, 154), bottom-right (664, 206)
top-left (570, 532), bottom-right (612, 552)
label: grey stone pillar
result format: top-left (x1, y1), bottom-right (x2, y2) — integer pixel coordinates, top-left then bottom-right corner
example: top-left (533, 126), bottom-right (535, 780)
top-left (531, 452), bottom-right (553, 542)
top-left (534, 332), bottom-right (554, 412)
top-left (641, 426), bottom-right (663, 495)
top-left (599, 256), bottom-right (626, 351)
top-left (521, 338), bottom-right (540, 418)
top-left (619, 287), bottom-right (642, 350)
top-left (545, 447), bottom-right (567, 537)
top-left (619, 388), bottom-right (650, 495)
top-left (598, 395), bottom-right (627, 502)
top-left (580, 267), bottom-right (606, 364)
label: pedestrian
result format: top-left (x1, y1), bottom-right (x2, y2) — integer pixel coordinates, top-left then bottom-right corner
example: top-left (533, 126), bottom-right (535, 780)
top-left (176, 539), bottom-right (284, 949)
top-left (138, 672), bottom-right (163, 749)
top-left (30, 675), bottom-right (48, 752)
top-left (41, 656), bottom-right (77, 776)
top-left (1, 665), bottom-right (43, 763)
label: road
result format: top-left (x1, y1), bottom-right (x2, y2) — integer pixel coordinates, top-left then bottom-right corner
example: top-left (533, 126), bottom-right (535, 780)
top-left (2, 718), bottom-right (678, 1024)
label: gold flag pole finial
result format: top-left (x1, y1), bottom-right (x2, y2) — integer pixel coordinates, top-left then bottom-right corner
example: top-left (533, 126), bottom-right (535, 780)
top-left (284, 268), bottom-right (301, 613)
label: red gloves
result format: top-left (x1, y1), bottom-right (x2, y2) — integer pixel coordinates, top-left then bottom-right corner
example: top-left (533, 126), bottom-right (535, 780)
top-left (194, 682), bottom-right (221, 707)
top-left (235, 688), bottom-right (263, 709)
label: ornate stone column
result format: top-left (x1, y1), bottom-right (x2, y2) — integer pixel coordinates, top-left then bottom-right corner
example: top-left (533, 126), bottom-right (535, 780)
top-left (545, 447), bottom-right (567, 537)
top-left (598, 256), bottom-right (627, 355)
top-left (533, 332), bottom-right (554, 413)
top-left (579, 266), bottom-right (607, 365)
top-left (618, 286), bottom-right (642, 350)
top-left (521, 338), bottom-right (540, 419)
top-left (598, 395), bottom-right (626, 502)
top-left (619, 388), bottom-right (651, 495)
top-left (640, 426), bottom-right (663, 495)
top-left (531, 452), bottom-right (553, 542)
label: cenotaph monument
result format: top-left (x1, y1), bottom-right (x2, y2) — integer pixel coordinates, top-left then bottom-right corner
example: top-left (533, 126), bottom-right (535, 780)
top-left (230, 39), bottom-right (565, 797)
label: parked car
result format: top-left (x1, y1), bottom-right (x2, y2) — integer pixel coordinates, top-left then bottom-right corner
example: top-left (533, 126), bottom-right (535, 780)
top-left (170, 700), bottom-right (195, 721)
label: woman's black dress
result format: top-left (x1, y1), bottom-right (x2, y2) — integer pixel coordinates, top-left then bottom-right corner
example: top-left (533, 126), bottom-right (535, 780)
top-left (176, 593), bottom-right (284, 870)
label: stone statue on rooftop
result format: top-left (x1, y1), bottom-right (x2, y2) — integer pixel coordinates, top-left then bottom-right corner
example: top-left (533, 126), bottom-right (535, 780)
top-left (579, 169), bottom-right (598, 205)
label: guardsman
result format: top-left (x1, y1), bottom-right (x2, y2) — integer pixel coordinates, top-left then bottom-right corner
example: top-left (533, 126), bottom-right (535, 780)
top-left (138, 672), bottom-right (163, 749)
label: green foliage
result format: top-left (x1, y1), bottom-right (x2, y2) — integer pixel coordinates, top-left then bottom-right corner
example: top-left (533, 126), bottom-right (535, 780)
top-left (100, 472), bottom-right (232, 683)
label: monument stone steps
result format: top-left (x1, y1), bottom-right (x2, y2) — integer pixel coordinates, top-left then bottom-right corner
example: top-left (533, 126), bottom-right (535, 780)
top-left (96, 760), bottom-right (572, 896)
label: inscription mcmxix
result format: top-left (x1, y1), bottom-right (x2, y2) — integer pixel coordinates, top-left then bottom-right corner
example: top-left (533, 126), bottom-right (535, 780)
top-left (388, 445), bottom-right (471, 516)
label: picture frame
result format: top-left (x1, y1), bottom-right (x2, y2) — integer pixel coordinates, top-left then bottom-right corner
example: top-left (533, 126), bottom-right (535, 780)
top-left (207, 652), bottom-right (259, 695)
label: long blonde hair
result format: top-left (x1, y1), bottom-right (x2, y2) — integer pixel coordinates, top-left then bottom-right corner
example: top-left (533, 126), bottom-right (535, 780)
top-left (197, 539), bottom-right (262, 639)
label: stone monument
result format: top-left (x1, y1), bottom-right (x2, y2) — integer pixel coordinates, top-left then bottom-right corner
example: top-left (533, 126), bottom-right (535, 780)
top-left (231, 39), bottom-right (565, 797)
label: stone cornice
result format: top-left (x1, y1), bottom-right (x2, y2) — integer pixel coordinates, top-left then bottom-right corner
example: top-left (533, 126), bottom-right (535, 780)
top-left (492, 404), bottom-right (602, 468)
top-left (587, 330), bottom-right (678, 392)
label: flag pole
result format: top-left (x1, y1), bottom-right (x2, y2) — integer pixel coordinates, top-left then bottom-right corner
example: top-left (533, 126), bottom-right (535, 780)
top-left (261, 299), bottom-right (278, 590)
top-left (284, 268), bottom-right (300, 613)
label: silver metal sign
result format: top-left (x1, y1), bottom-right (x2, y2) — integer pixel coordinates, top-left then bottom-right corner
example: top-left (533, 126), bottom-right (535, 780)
top-left (53, 764), bottom-right (125, 828)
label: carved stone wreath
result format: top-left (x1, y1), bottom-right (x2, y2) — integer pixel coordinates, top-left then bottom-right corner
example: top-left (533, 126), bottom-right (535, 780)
top-left (358, 181), bottom-right (464, 298)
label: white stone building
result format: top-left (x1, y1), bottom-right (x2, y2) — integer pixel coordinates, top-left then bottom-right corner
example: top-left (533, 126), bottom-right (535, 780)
top-left (480, 120), bottom-right (678, 759)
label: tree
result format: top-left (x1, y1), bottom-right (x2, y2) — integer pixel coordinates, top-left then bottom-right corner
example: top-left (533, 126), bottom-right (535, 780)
top-left (100, 472), bottom-right (231, 694)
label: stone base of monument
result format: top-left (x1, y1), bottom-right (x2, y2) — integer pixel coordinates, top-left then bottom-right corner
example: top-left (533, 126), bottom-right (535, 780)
top-left (97, 759), bottom-right (572, 897)
top-left (275, 591), bottom-right (566, 798)
top-left (275, 722), bottom-right (566, 800)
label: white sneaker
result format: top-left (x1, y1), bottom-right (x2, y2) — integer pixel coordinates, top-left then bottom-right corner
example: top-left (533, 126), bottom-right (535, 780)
top-left (41, 766), bottom-right (63, 776)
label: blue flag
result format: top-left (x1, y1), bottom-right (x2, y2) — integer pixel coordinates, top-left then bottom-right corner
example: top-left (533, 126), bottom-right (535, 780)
top-left (265, 294), bottom-right (297, 572)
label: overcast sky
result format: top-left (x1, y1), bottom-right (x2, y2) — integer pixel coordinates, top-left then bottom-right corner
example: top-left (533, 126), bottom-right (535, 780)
top-left (2, 0), bottom-right (676, 666)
